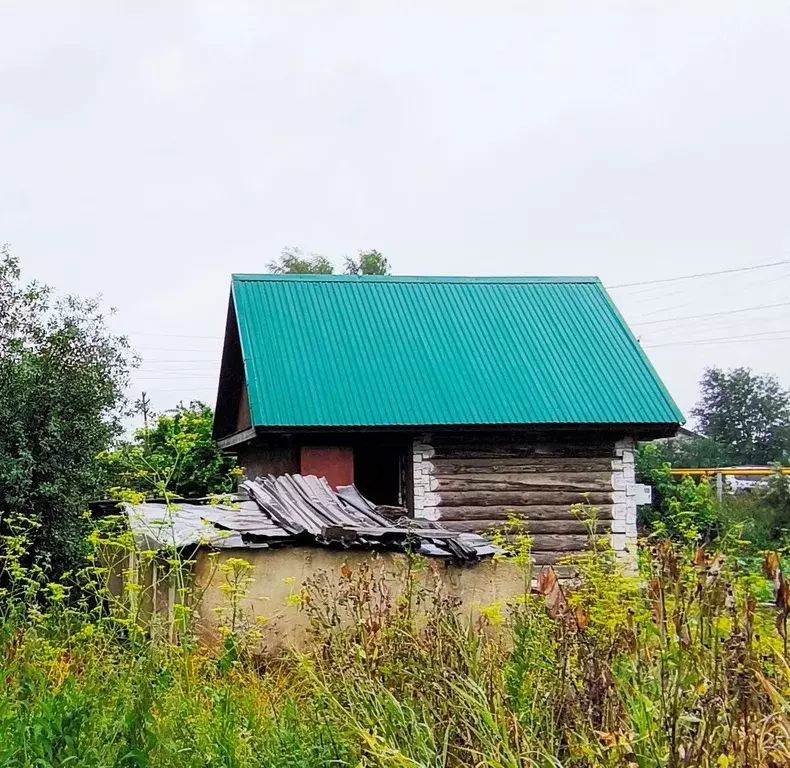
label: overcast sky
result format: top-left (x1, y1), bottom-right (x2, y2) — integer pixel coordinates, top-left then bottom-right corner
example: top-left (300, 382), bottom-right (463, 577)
top-left (2, 2), bottom-right (789, 424)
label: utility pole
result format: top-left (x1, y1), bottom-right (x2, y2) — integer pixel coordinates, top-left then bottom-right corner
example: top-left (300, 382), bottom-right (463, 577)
top-left (138, 391), bottom-right (151, 453)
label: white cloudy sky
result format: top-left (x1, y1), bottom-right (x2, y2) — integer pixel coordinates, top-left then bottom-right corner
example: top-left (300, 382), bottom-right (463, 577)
top-left (2, 1), bottom-right (789, 424)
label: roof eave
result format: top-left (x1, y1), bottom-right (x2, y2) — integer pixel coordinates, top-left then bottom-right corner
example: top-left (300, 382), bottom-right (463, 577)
top-left (244, 421), bottom-right (681, 438)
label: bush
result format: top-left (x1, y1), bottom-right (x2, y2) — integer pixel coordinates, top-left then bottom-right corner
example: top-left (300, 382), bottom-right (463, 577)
top-left (636, 443), bottom-right (717, 542)
top-left (718, 469), bottom-right (790, 551)
top-left (98, 401), bottom-right (240, 499)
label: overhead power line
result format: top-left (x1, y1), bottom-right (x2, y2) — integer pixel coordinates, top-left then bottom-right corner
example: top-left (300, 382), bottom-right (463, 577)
top-left (140, 387), bottom-right (217, 393)
top-left (132, 371), bottom-right (218, 375)
top-left (134, 358), bottom-right (221, 363)
top-left (133, 347), bottom-right (222, 353)
top-left (122, 331), bottom-right (223, 340)
top-left (645, 337), bottom-right (790, 349)
top-left (643, 328), bottom-right (790, 349)
top-left (632, 300), bottom-right (790, 327)
top-left (608, 259), bottom-right (789, 289)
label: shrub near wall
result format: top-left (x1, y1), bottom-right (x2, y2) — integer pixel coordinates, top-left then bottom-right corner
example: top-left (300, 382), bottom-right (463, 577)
top-left (636, 443), bottom-right (717, 542)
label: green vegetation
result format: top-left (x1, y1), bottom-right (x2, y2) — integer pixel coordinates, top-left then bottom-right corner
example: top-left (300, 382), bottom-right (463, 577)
top-left (0, 248), bottom-right (132, 576)
top-left (636, 443), bottom-right (718, 542)
top-left (650, 434), bottom-right (734, 469)
top-left (2, 510), bottom-right (790, 767)
top-left (266, 246), bottom-right (390, 275)
top-left (638, 365), bottom-right (790, 554)
top-left (692, 366), bottom-right (790, 465)
top-left (98, 400), bottom-right (240, 500)
top-left (637, 442), bottom-right (790, 555)
top-left (343, 249), bottom-right (389, 276)
top-left (652, 366), bottom-right (790, 469)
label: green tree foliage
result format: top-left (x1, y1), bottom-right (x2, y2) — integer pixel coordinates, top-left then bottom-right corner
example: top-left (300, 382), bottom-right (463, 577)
top-left (267, 246), bottom-right (390, 275)
top-left (692, 366), bottom-right (790, 464)
top-left (266, 246), bottom-right (335, 274)
top-left (98, 401), bottom-right (239, 499)
top-left (649, 434), bottom-right (734, 468)
top-left (0, 247), bottom-right (132, 575)
top-left (636, 442), bottom-right (717, 542)
top-left (343, 249), bottom-right (390, 275)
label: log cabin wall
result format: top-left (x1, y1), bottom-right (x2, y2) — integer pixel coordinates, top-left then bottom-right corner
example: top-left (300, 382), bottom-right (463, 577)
top-left (412, 433), bottom-right (637, 564)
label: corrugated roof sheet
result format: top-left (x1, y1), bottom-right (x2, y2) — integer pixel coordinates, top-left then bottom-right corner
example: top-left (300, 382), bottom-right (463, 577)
top-left (229, 275), bottom-right (683, 427)
top-left (125, 476), bottom-right (498, 561)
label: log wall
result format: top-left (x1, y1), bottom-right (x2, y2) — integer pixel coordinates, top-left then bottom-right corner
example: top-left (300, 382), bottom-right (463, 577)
top-left (412, 434), bottom-right (636, 564)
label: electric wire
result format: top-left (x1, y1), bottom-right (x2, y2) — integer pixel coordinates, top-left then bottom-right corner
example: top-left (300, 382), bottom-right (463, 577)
top-left (608, 258), bottom-right (789, 289)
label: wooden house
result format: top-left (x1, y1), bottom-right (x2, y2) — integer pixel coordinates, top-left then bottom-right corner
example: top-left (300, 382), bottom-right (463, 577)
top-left (213, 274), bottom-right (683, 563)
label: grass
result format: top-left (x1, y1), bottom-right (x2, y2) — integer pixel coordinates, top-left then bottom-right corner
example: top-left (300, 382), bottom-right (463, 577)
top-left (3, 527), bottom-right (790, 766)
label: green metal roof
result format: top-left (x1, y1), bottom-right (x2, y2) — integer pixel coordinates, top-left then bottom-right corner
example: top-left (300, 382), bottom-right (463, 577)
top-left (227, 274), bottom-right (683, 428)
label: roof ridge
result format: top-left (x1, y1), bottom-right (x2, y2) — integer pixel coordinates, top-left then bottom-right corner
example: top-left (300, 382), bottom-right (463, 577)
top-left (232, 274), bottom-right (601, 284)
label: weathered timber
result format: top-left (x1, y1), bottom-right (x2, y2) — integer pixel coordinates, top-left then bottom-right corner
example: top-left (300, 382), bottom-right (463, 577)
top-left (431, 457), bottom-right (615, 474)
top-left (530, 553), bottom-right (577, 567)
top-left (430, 444), bottom-right (616, 460)
top-left (438, 505), bottom-right (614, 521)
top-left (514, 533), bottom-right (596, 552)
top-left (434, 474), bottom-right (611, 493)
top-left (438, 490), bottom-right (613, 507)
top-left (375, 505), bottom-right (407, 520)
top-left (440, 519), bottom-right (611, 535)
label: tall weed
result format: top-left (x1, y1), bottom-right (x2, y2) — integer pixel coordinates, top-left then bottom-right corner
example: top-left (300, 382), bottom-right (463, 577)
top-left (3, 512), bottom-right (790, 766)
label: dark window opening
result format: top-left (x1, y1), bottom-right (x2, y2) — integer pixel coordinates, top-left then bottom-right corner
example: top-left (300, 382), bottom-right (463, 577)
top-left (353, 445), bottom-right (405, 507)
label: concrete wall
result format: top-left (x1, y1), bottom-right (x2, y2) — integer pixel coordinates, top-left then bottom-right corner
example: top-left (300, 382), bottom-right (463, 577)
top-left (192, 546), bottom-right (531, 652)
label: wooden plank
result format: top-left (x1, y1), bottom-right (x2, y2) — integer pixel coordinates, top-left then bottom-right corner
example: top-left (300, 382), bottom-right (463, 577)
top-left (431, 444), bottom-right (616, 460)
top-left (440, 519), bottom-right (611, 535)
top-left (438, 490), bottom-right (613, 507)
top-left (431, 457), bottom-right (614, 474)
top-left (526, 534), bottom-right (598, 552)
top-left (438, 505), bottom-right (613, 521)
top-left (530, 553), bottom-right (579, 567)
top-left (434, 474), bottom-right (611, 492)
top-left (429, 434), bottom-right (613, 446)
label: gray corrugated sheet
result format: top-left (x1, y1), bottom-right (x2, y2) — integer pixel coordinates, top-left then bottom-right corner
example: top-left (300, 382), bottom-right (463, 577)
top-left (126, 503), bottom-right (250, 550)
top-left (199, 500), bottom-right (291, 539)
top-left (126, 475), bottom-right (498, 561)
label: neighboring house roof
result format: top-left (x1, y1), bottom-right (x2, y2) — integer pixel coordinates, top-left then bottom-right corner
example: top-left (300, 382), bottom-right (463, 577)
top-left (214, 274), bottom-right (683, 435)
top-left (675, 426), bottom-right (705, 438)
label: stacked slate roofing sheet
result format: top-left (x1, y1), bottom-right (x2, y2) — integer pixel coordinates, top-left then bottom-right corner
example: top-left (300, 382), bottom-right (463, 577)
top-left (126, 474), bottom-right (498, 562)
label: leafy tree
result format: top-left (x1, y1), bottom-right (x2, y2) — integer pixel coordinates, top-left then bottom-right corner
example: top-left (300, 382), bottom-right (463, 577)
top-left (266, 246), bottom-right (335, 275)
top-left (99, 400), bottom-right (239, 499)
top-left (344, 249), bottom-right (390, 275)
top-left (692, 367), bottom-right (790, 465)
top-left (0, 247), bottom-right (132, 575)
top-left (649, 435), bottom-right (734, 469)
top-left (267, 246), bottom-right (390, 275)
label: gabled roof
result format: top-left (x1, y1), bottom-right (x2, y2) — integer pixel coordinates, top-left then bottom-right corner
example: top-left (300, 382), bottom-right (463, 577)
top-left (214, 274), bottom-right (683, 432)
